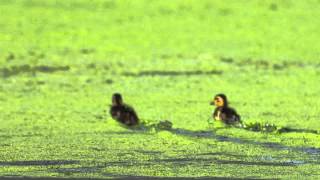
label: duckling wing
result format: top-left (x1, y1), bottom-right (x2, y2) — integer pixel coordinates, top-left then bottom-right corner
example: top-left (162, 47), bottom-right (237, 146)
top-left (123, 104), bottom-right (139, 125)
top-left (109, 106), bottom-right (122, 119)
top-left (222, 107), bottom-right (241, 124)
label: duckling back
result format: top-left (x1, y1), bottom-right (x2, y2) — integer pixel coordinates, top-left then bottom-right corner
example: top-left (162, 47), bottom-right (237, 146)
top-left (213, 107), bottom-right (241, 124)
top-left (109, 104), bottom-right (139, 126)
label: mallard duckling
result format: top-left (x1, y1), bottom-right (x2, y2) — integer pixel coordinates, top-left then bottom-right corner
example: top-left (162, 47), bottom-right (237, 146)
top-left (210, 94), bottom-right (241, 124)
top-left (109, 93), bottom-right (139, 126)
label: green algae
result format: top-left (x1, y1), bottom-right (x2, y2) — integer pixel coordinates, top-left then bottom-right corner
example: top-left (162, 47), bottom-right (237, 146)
top-left (0, 0), bottom-right (320, 179)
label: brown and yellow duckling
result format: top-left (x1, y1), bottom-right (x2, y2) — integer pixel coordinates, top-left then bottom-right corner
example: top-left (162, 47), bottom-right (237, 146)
top-left (109, 93), bottom-right (139, 126)
top-left (210, 93), bottom-right (241, 124)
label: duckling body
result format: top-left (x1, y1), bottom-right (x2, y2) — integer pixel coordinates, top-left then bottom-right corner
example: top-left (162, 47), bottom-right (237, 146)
top-left (109, 93), bottom-right (139, 126)
top-left (213, 106), bottom-right (241, 124)
top-left (210, 94), bottom-right (241, 124)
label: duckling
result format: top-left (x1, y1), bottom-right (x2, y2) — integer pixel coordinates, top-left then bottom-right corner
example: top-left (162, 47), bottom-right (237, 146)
top-left (210, 94), bottom-right (241, 124)
top-left (109, 93), bottom-right (139, 126)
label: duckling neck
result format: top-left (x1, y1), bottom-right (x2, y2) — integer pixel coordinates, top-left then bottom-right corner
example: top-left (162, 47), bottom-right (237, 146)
top-left (216, 105), bottom-right (228, 110)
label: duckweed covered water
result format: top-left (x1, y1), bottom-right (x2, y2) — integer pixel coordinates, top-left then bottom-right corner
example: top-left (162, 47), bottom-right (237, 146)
top-left (0, 0), bottom-right (320, 179)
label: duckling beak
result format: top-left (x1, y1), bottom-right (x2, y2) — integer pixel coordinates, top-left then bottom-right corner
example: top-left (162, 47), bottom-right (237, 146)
top-left (210, 101), bottom-right (215, 105)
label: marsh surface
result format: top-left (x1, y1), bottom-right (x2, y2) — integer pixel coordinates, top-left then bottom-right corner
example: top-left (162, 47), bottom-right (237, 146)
top-left (0, 0), bottom-right (319, 179)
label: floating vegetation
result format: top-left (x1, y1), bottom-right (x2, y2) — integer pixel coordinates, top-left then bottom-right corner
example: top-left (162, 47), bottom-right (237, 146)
top-left (242, 122), bottom-right (278, 133)
top-left (0, 65), bottom-right (70, 78)
top-left (212, 121), bottom-right (320, 135)
top-left (133, 120), bottom-right (173, 132)
top-left (1, 0), bottom-right (320, 179)
top-left (122, 70), bottom-right (223, 77)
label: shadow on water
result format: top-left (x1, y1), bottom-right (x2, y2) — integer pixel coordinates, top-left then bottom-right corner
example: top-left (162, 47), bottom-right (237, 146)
top-left (110, 176), bottom-right (255, 180)
top-left (242, 122), bottom-right (319, 135)
top-left (0, 160), bottom-right (79, 166)
top-left (277, 127), bottom-right (319, 134)
top-left (79, 130), bottom-right (150, 136)
top-left (0, 65), bottom-right (70, 78)
top-left (122, 70), bottom-right (222, 77)
top-left (167, 128), bottom-right (320, 156)
top-left (52, 166), bottom-right (104, 174)
top-left (0, 177), bottom-right (105, 180)
top-left (148, 157), bottom-right (302, 167)
top-left (219, 56), bottom-right (320, 70)
top-left (98, 122), bottom-right (320, 157)
top-left (134, 150), bottom-right (163, 155)
top-left (0, 176), bottom-right (254, 180)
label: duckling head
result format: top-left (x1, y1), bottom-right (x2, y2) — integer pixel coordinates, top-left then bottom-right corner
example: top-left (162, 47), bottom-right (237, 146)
top-left (112, 93), bottom-right (123, 106)
top-left (210, 93), bottom-right (228, 107)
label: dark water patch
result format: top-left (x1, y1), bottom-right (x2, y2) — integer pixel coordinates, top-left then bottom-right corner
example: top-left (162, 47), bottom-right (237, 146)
top-left (103, 1), bottom-right (117, 9)
top-left (80, 48), bottom-right (95, 54)
top-left (217, 159), bottom-right (297, 166)
top-left (122, 70), bottom-right (222, 77)
top-left (59, 83), bottom-right (73, 88)
top-left (123, 156), bottom-right (301, 167)
top-left (169, 129), bottom-right (214, 138)
top-left (272, 64), bottom-right (285, 70)
top-left (242, 122), bottom-right (319, 135)
top-left (159, 53), bottom-right (187, 59)
top-left (85, 78), bottom-right (93, 83)
top-left (278, 127), bottom-right (319, 134)
top-left (158, 7), bottom-right (175, 15)
top-left (36, 65), bottom-right (70, 73)
top-left (198, 152), bottom-right (248, 159)
top-left (27, 50), bottom-right (45, 59)
top-left (104, 79), bottom-right (113, 84)
top-left (0, 177), bottom-right (105, 180)
top-left (261, 112), bottom-right (280, 117)
top-left (220, 57), bottom-right (317, 70)
top-left (198, 153), bottom-right (309, 165)
top-left (273, 61), bottom-right (305, 70)
top-left (152, 157), bottom-right (214, 164)
top-left (102, 131), bottom-right (147, 135)
top-left (134, 150), bottom-right (163, 155)
top-left (21, 1), bottom-right (116, 11)
top-left (236, 59), bottom-right (270, 69)
top-left (160, 54), bottom-right (173, 59)
top-left (94, 114), bottom-right (105, 120)
top-left (178, 4), bottom-right (192, 12)
top-left (105, 161), bottom-right (143, 167)
top-left (0, 160), bottom-right (79, 166)
top-left (105, 158), bottom-right (263, 172)
top-left (0, 65), bottom-right (70, 78)
top-left (25, 80), bottom-right (46, 86)
top-left (86, 63), bottom-right (96, 69)
top-left (5, 53), bottom-right (15, 62)
top-left (36, 81), bottom-right (45, 85)
top-left (0, 144), bottom-right (11, 147)
top-left (83, 63), bottom-right (115, 71)
top-left (19, 133), bottom-right (43, 138)
top-left (0, 135), bottom-right (12, 139)
top-left (79, 130), bottom-right (148, 136)
top-left (110, 175), bottom-right (246, 180)
top-left (53, 165), bottom-right (104, 174)
top-left (220, 57), bottom-right (234, 64)
top-left (269, 3), bottom-right (278, 11)
top-left (156, 157), bottom-right (298, 166)
top-left (218, 8), bottom-right (232, 16)
top-left (115, 18), bottom-right (125, 24)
